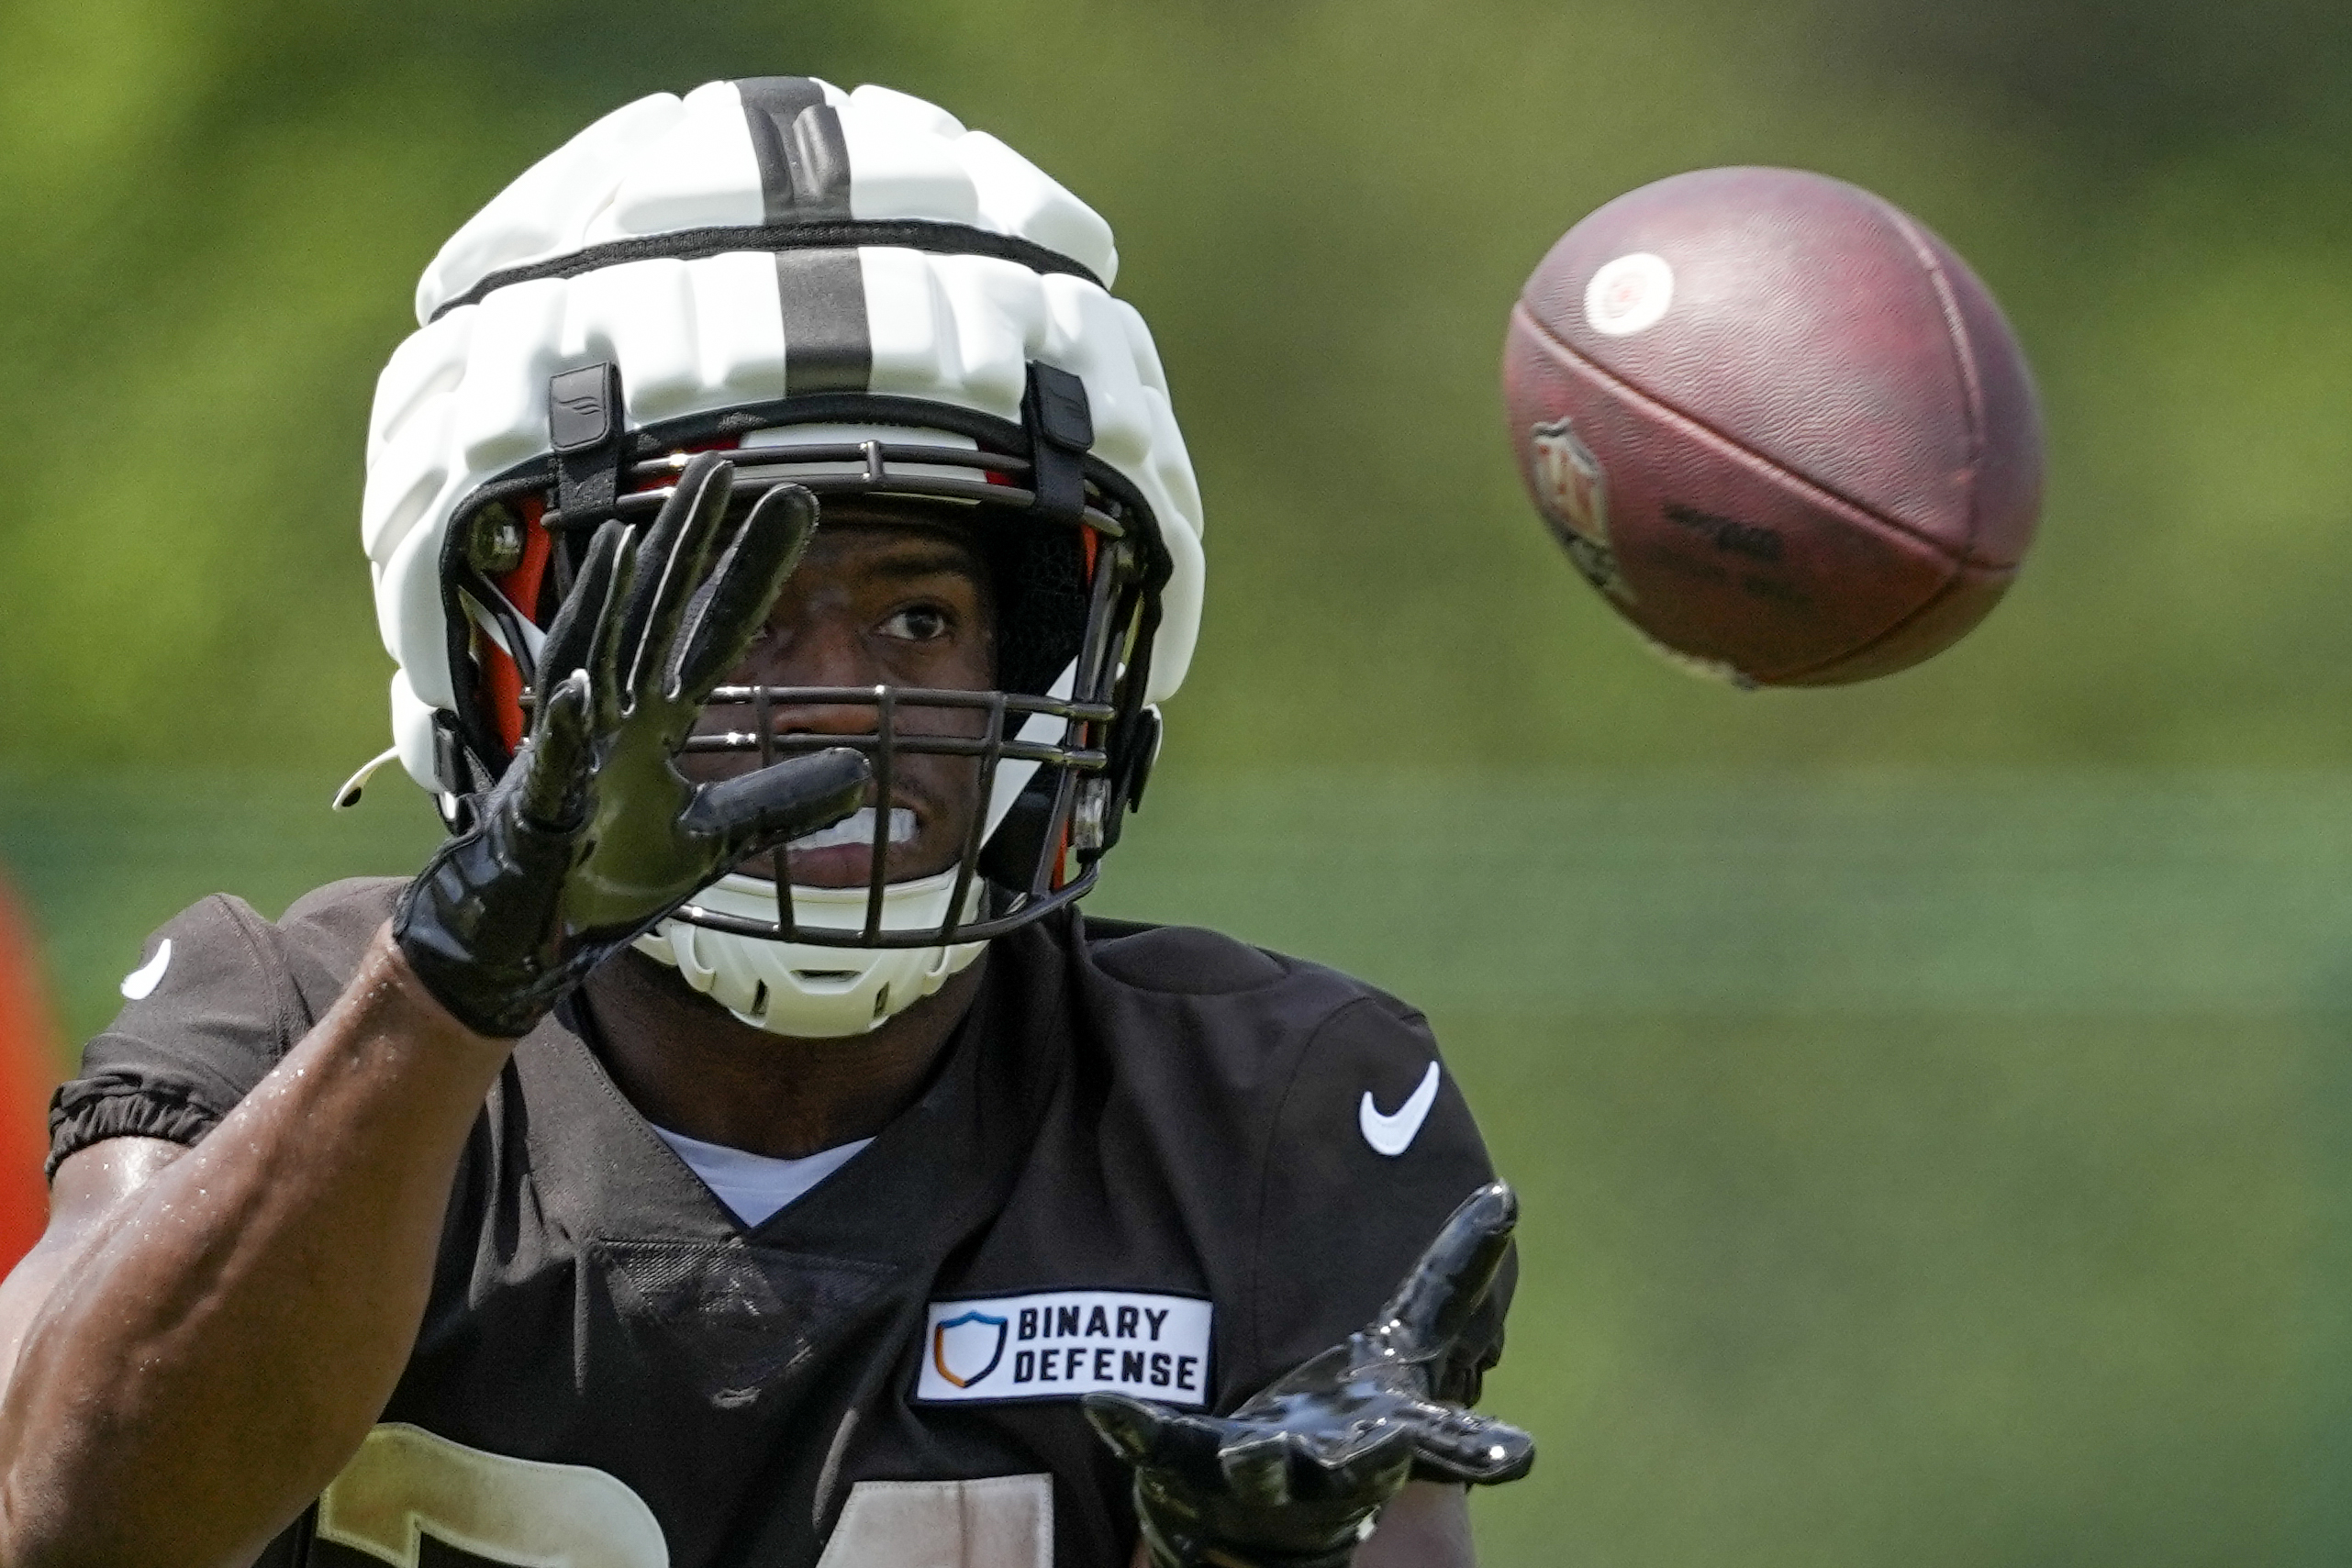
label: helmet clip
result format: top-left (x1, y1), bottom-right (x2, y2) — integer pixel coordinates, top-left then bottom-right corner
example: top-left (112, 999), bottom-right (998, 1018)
top-left (1022, 362), bottom-right (1094, 526)
top-left (549, 361), bottom-right (630, 528)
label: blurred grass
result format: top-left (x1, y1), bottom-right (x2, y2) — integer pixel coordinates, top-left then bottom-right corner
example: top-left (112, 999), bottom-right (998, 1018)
top-left (0, 773), bottom-right (444, 1055)
top-left (1100, 770), bottom-right (2352, 1562)
top-left (1455, 1008), bottom-right (2339, 1568)
top-left (4, 766), bottom-right (2347, 1566)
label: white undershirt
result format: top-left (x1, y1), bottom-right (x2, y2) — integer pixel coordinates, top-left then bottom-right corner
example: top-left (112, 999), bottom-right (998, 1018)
top-left (647, 1124), bottom-right (875, 1228)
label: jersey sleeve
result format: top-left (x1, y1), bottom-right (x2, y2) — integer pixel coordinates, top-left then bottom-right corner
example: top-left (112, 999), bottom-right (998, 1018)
top-left (1240, 991), bottom-right (1514, 1408)
top-left (46, 894), bottom-right (304, 1178)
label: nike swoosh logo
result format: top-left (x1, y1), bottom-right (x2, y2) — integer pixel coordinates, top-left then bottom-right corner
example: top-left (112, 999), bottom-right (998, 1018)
top-left (120, 939), bottom-right (172, 1001)
top-left (1359, 1062), bottom-right (1441, 1157)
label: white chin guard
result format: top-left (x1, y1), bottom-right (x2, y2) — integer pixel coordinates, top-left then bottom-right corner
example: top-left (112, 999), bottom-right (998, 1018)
top-left (633, 870), bottom-right (987, 1039)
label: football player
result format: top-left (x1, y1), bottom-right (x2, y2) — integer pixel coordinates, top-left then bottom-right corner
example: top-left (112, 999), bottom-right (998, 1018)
top-left (0, 80), bottom-right (1531, 1568)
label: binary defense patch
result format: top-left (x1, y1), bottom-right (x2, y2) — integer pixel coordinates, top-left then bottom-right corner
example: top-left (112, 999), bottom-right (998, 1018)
top-left (918, 1291), bottom-right (1212, 1406)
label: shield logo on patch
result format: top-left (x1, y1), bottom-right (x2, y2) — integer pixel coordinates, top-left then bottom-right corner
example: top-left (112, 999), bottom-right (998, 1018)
top-left (931, 1311), bottom-right (1009, 1389)
top-left (1529, 418), bottom-right (1634, 604)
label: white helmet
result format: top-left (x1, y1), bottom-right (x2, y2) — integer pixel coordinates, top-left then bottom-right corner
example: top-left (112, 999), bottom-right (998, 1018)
top-left (359, 77), bottom-right (1203, 1037)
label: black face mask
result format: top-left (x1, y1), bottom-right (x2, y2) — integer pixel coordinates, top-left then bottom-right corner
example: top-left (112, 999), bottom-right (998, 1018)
top-left (436, 366), bottom-right (1170, 954)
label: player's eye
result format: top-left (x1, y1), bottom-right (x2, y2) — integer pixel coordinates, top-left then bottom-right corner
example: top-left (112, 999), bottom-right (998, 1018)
top-left (880, 605), bottom-right (951, 643)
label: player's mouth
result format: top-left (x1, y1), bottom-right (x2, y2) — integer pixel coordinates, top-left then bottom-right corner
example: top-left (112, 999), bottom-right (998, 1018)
top-left (789, 806), bottom-right (917, 853)
top-left (777, 800), bottom-right (952, 888)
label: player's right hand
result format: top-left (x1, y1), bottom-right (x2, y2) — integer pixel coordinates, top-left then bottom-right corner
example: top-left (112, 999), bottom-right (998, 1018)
top-left (1086, 1183), bottom-right (1533, 1568)
top-left (393, 452), bottom-right (870, 1038)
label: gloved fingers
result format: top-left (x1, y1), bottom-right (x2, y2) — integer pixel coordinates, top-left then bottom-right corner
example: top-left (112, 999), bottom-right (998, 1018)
top-left (1229, 1344), bottom-right (1353, 1418)
top-left (1214, 1430), bottom-right (1294, 1507)
top-left (514, 670), bottom-right (594, 831)
top-left (1287, 1417), bottom-right (1417, 1496)
top-left (535, 519), bottom-right (626, 696)
top-left (585, 527), bottom-right (643, 730)
top-left (670, 482), bottom-right (819, 703)
top-left (1371, 1181), bottom-right (1518, 1361)
top-left (1083, 1392), bottom-right (1228, 1474)
top-left (619, 453), bottom-right (733, 706)
top-left (1399, 1401), bottom-right (1535, 1486)
top-left (1082, 1391), bottom-right (1174, 1468)
top-left (686, 749), bottom-right (872, 868)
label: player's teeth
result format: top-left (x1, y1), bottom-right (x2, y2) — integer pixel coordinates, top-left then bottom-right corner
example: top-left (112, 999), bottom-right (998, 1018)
top-left (789, 807), bottom-right (917, 851)
top-left (789, 812), bottom-right (870, 851)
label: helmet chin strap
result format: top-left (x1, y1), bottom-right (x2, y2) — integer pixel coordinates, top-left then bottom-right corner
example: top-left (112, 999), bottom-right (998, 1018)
top-left (632, 665), bottom-right (1076, 1040)
top-left (634, 870), bottom-right (988, 1040)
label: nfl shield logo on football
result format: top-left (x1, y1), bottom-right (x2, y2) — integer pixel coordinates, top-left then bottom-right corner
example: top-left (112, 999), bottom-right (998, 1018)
top-left (1530, 418), bottom-right (1634, 603)
top-left (931, 1310), bottom-right (1010, 1389)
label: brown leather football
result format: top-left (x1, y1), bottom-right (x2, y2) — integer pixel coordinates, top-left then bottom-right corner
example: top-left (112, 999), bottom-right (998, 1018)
top-left (1502, 167), bottom-right (2044, 685)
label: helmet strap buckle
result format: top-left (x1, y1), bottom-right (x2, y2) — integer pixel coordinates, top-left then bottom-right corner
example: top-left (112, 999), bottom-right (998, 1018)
top-left (549, 361), bottom-right (630, 528)
top-left (1022, 362), bottom-right (1093, 526)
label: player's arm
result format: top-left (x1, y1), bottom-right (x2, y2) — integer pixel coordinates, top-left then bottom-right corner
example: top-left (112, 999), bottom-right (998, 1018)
top-left (0, 1137), bottom-right (184, 1396)
top-left (0, 942), bottom-right (515, 1568)
top-left (0, 458), bottom-right (868, 1568)
top-left (1359, 1483), bottom-right (1476, 1565)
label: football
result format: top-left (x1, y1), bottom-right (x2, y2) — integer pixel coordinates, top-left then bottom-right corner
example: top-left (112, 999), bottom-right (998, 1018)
top-left (1502, 166), bottom-right (2044, 685)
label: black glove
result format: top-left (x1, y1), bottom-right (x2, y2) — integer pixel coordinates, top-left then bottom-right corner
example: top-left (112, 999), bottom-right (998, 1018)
top-left (394, 452), bottom-right (870, 1037)
top-left (1085, 1183), bottom-right (1533, 1568)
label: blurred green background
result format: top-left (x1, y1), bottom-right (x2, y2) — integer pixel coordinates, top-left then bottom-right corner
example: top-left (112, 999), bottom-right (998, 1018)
top-left (4, 0), bottom-right (2351, 1562)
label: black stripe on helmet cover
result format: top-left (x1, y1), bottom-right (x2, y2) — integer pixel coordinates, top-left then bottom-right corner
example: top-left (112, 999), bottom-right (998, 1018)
top-left (776, 250), bottom-right (872, 395)
top-left (427, 220), bottom-right (1101, 322)
top-left (735, 76), bottom-right (853, 222)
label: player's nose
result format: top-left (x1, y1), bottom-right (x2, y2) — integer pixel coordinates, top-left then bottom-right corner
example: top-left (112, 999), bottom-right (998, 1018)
top-left (750, 614), bottom-right (890, 738)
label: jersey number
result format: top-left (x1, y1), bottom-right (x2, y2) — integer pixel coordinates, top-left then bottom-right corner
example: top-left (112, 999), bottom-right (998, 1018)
top-left (317, 1423), bottom-right (1053, 1568)
top-left (317, 1424), bottom-right (667, 1568)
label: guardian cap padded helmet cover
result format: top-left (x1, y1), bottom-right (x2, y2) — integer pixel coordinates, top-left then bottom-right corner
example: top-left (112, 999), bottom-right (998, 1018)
top-left (362, 78), bottom-right (1204, 1036)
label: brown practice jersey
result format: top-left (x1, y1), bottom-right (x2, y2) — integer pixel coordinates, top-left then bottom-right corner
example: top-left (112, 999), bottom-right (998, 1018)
top-left (49, 880), bottom-right (1511, 1568)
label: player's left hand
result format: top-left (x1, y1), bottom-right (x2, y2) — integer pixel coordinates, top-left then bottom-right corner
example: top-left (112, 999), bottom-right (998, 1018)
top-left (394, 452), bottom-right (869, 1038)
top-left (1084, 1182), bottom-right (1533, 1568)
